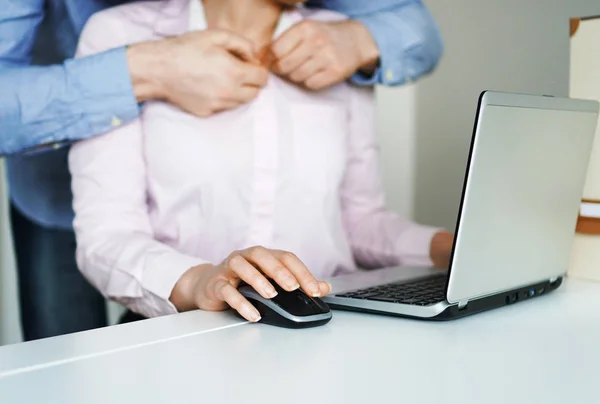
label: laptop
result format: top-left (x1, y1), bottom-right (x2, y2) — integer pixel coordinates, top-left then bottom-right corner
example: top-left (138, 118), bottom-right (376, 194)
top-left (323, 91), bottom-right (599, 320)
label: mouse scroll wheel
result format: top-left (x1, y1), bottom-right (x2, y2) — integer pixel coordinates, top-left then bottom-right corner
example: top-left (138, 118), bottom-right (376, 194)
top-left (297, 294), bottom-right (313, 305)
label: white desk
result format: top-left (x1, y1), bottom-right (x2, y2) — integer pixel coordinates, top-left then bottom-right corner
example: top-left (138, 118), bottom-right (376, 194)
top-left (1, 278), bottom-right (599, 404)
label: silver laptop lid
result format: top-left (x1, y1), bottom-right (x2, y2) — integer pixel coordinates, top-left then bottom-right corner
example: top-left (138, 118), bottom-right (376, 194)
top-left (447, 91), bottom-right (599, 305)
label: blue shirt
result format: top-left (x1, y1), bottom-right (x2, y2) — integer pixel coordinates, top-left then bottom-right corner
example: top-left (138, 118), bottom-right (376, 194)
top-left (0, 0), bottom-right (443, 230)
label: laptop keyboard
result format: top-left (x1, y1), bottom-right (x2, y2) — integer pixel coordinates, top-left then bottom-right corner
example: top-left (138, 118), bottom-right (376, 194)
top-left (334, 274), bottom-right (447, 306)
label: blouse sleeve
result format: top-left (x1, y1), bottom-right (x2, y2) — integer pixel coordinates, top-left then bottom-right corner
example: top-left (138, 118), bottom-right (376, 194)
top-left (69, 8), bottom-right (209, 318)
top-left (340, 86), bottom-right (443, 268)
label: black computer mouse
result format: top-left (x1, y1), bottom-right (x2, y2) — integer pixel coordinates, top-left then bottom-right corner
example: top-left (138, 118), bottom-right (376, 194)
top-left (238, 281), bottom-right (332, 329)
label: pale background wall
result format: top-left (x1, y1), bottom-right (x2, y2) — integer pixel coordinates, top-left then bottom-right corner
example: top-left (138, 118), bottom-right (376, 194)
top-left (413, 0), bottom-right (600, 230)
top-left (568, 18), bottom-right (600, 282)
top-left (2, 0), bottom-right (600, 346)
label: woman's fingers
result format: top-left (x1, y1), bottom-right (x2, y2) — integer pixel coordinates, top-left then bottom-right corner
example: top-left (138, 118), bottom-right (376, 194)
top-left (241, 246), bottom-right (300, 292)
top-left (318, 281), bottom-right (331, 297)
top-left (226, 247), bottom-right (330, 300)
top-left (227, 255), bottom-right (278, 299)
top-left (271, 249), bottom-right (321, 297)
top-left (214, 279), bottom-right (261, 322)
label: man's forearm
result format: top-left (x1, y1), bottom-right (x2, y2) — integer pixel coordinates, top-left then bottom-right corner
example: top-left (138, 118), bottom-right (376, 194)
top-left (0, 47), bottom-right (139, 155)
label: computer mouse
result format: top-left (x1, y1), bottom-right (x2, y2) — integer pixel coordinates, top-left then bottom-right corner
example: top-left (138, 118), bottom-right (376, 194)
top-left (238, 281), bottom-right (332, 329)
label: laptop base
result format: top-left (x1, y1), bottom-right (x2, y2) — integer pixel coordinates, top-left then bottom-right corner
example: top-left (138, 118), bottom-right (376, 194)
top-left (327, 277), bottom-right (563, 321)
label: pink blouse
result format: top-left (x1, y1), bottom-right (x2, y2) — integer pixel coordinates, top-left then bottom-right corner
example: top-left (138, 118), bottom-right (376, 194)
top-left (69, 0), bottom-right (440, 318)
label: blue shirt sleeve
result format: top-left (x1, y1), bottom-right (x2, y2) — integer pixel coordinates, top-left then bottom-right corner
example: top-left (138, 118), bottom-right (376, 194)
top-left (306, 0), bottom-right (444, 86)
top-left (0, 1), bottom-right (139, 156)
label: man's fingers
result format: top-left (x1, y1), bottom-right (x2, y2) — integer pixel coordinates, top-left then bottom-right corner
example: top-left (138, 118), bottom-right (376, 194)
top-left (289, 58), bottom-right (323, 84)
top-left (271, 24), bottom-right (305, 60)
top-left (274, 41), bottom-right (315, 75)
top-left (304, 70), bottom-right (336, 90)
top-left (211, 100), bottom-right (242, 113)
top-left (242, 246), bottom-right (300, 292)
top-left (227, 255), bottom-right (278, 299)
top-left (208, 80), bottom-right (263, 113)
top-left (271, 250), bottom-right (321, 298)
top-left (219, 85), bottom-right (261, 104)
top-left (239, 63), bottom-right (269, 87)
top-left (214, 280), bottom-right (261, 322)
top-left (212, 30), bottom-right (259, 63)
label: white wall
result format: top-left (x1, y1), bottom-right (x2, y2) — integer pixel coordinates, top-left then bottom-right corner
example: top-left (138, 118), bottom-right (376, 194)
top-left (2, 0), bottom-right (600, 346)
top-left (376, 85), bottom-right (417, 218)
top-left (409, 0), bottom-right (600, 230)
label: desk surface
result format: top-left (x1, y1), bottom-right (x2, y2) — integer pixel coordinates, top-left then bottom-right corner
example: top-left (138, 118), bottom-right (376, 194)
top-left (1, 278), bottom-right (599, 404)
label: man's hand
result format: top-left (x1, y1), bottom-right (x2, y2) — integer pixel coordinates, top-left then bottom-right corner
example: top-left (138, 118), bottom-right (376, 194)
top-left (271, 20), bottom-right (379, 90)
top-left (127, 30), bottom-right (269, 117)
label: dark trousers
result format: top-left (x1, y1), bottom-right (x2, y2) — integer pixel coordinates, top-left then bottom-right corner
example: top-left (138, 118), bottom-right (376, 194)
top-left (10, 205), bottom-right (108, 341)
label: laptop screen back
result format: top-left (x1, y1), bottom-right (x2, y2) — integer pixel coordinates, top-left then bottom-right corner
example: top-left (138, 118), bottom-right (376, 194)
top-left (447, 92), bottom-right (599, 304)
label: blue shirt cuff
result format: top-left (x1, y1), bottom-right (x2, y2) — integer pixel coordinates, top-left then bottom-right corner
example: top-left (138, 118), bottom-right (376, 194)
top-left (350, 2), bottom-right (444, 87)
top-left (351, 65), bottom-right (382, 87)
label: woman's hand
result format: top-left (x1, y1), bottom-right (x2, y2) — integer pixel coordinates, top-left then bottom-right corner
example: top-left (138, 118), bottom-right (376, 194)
top-left (170, 246), bottom-right (331, 322)
top-left (430, 231), bottom-right (454, 269)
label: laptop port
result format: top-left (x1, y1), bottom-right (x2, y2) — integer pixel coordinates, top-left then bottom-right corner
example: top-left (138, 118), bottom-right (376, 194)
top-left (506, 293), bottom-right (518, 304)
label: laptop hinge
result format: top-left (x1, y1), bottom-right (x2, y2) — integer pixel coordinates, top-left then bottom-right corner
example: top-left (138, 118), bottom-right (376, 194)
top-left (457, 300), bottom-right (468, 310)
